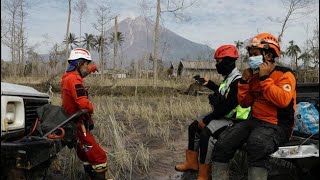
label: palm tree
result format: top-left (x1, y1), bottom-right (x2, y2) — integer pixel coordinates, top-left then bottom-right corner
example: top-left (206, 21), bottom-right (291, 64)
top-left (298, 51), bottom-right (312, 69)
top-left (93, 35), bottom-right (108, 52)
top-left (286, 40), bottom-right (301, 70)
top-left (81, 33), bottom-right (95, 51)
top-left (110, 32), bottom-right (125, 46)
top-left (234, 40), bottom-right (244, 50)
top-left (93, 35), bottom-right (108, 70)
top-left (63, 33), bottom-right (79, 50)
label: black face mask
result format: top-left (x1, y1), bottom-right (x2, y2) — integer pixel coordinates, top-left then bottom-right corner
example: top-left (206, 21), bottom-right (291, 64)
top-left (215, 58), bottom-right (236, 76)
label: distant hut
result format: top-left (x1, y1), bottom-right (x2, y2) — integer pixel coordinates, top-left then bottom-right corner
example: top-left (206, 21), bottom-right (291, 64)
top-left (177, 60), bottom-right (218, 79)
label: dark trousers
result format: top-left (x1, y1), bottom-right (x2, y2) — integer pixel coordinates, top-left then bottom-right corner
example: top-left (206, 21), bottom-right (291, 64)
top-left (188, 120), bottom-right (230, 164)
top-left (212, 117), bottom-right (290, 168)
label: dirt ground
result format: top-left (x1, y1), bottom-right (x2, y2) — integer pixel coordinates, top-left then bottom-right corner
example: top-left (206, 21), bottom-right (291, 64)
top-left (21, 82), bottom-right (309, 180)
top-left (46, 124), bottom-right (198, 180)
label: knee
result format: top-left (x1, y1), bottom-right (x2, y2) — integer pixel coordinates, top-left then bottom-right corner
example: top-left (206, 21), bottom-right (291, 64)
top-left (189, 120), bottom-right (198, 132)
top-left (200, 127), bottom-right (211, 139)
top-left (247, 136), bottom-right (275, 156)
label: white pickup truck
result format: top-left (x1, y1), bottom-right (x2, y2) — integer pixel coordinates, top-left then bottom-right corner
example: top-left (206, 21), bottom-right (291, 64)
top-left (1, 82), bottom-right (87, 180)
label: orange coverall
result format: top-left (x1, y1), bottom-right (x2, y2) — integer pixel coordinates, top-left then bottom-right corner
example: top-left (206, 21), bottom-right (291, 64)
top-left (61, 71), bottom-right (107, 167)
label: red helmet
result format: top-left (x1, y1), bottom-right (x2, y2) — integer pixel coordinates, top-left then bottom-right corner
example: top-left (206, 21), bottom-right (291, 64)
top-left (214, 45), bottom-right (239, 59)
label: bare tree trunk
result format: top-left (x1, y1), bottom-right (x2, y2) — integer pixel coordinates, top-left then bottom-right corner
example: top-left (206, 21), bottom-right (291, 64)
top-left (17, 29), bottom-right (21, 76)
top-left (19, 0), bottom-right (26, 76)
top-left (153, 0), bottom-right (160, 88)
top-left (74, 0), bottom-right (87, 45)
top-left (79, 18), bottom-right (82, 42)
top-left (11, 9), bottom-right (17, 77)
top-left (114, 16), bottom-right (118, 70)
top-left (93, 4), bottom-right (111, 72)
top-left (65, 0), bottom-right (72, 71)
top-left (100, 33), bottom-right (104, 71)
top-left (269, 0), bottom-right (315, 43)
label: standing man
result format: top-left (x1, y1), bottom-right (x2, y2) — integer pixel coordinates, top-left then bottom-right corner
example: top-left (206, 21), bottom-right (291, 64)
top-left (175, 45), bottom-right (250, 180)
top-left (211, 33), bottom-right (297, 180)
top-left (61, 48), bottom-right (111, 180)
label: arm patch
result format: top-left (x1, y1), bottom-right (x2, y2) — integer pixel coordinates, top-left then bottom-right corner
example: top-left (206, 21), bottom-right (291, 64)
top-left (75, 84), bottom-right (87, 97)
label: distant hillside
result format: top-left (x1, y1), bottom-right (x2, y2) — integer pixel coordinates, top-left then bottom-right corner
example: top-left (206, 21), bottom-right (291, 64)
top-left (37, 16), bottom-right (214, 68)
top-left (105, 16), bottom-right (213, 67)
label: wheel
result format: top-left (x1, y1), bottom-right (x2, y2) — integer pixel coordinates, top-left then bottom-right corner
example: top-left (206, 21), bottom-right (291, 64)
top-left (24, 160), bottom-right (51, 180)
top-left (2, 160), bottom-right (51, 180)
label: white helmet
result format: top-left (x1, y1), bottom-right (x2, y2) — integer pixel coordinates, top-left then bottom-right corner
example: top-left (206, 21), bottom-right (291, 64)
top-left (68, 48), bottom-right (92, 62)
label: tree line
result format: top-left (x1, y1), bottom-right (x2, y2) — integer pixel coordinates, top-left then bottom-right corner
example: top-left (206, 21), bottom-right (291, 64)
top-left (1, 0), bottom-right (318, 85)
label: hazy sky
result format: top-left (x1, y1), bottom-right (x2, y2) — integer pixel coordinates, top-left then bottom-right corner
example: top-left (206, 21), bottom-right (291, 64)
top-left (1, 0), bottom-right (319, 61)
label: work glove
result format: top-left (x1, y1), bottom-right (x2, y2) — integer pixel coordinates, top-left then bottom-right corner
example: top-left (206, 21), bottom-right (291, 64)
top-left (84, 114), bottom-right (94, 131)
top-left (88, 64), bottom-right (98, 74)
top-left (88, 115), bottom-right (94, 131)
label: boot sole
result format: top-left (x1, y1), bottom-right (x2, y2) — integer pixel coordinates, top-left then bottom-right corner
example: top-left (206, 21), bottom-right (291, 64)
top-left (174, 166), bottom-right (198, 172)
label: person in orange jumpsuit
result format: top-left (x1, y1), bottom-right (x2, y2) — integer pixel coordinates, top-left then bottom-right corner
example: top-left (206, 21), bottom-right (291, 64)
top-left (211, 33), bottom-right (297, 180)
top-left (61, 48), bottom-right (110, 180)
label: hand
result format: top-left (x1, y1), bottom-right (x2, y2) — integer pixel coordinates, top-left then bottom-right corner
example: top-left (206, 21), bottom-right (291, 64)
top-left (202, 77), bottom-right (209, 85)
top-left (85, 114), bottom-right (94, 131)
top-left (193, 75), bottom-right (207, 85)
top-left (88, 65), bottom-right (98, 73)
top-left (259, 61), bottom-right (274, 77)
top-left (242, 68), bottom-right (253, 81)
top-left (89, 124), bottom-right (94, 131)
top-left (198, 120), bottom-right (206, 129)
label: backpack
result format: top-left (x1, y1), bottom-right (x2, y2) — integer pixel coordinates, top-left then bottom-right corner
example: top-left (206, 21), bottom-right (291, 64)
top-left (294, 102), bottom-right (319, 135)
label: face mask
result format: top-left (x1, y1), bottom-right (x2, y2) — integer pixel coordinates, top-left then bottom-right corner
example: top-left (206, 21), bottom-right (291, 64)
top-left (248, 55), bottom-right (263, 70)
top-left (215, 58), bottom-right (235, 76)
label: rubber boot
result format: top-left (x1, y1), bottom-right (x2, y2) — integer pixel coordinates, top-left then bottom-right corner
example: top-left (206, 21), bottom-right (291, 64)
top-left (90, 171), bottom-right (107, 180)
top-left (211, 162), bottom-right (229, 180)
top-left (248, 167), bottom-right (268, 180)
top-left (89, 169), bottom-right (114, 180)
top-left (83, 164), bottom-right (95, 179)
top-left (197, 164), bottom-right (211, 180)
top-left (175, 150), bottom-right (199, 171)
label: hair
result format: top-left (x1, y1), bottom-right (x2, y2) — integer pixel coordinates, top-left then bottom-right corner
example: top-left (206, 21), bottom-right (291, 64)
top-left (77, 58), bottom-right (91, 65)
top-left (261, 49), bottom-right (276, 62)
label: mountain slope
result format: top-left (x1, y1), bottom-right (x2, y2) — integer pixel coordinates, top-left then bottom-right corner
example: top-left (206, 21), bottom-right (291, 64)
top-left (105, 16), bottom-right (213, 66)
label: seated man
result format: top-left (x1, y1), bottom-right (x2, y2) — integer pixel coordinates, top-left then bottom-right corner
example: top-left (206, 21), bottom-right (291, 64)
top-left (175, 45), bottom-right (250, 180)
top-left (211, 33), bottom-right (297, 180)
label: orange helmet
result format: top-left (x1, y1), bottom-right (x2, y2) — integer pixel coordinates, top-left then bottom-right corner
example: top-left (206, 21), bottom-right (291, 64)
top-left (246, 33), bottom-right (281, 57)
top-left (214, 45), bottom-right (239, 59)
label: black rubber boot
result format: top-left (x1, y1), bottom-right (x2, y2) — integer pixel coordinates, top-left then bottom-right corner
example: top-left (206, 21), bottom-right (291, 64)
top-left (83, 164), bottom-right (95, 179)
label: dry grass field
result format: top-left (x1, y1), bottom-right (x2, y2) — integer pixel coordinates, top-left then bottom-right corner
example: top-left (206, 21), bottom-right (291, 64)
top-left (47, 92), bottom-right (211, 180)
top-left (1, 75), bottom-right (300, 180)
top-left (2, 75), bottom-right (213, 179)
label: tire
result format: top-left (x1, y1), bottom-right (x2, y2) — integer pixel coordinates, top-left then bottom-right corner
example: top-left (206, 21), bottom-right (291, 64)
top-left (24, 160), bottom-right (51, 180)
top-left (2, 160), bottom-right (51, 180)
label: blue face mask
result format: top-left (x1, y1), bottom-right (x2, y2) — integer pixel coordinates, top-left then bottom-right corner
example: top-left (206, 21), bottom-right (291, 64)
top-left (248, 55), bottom-right (263, 70)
